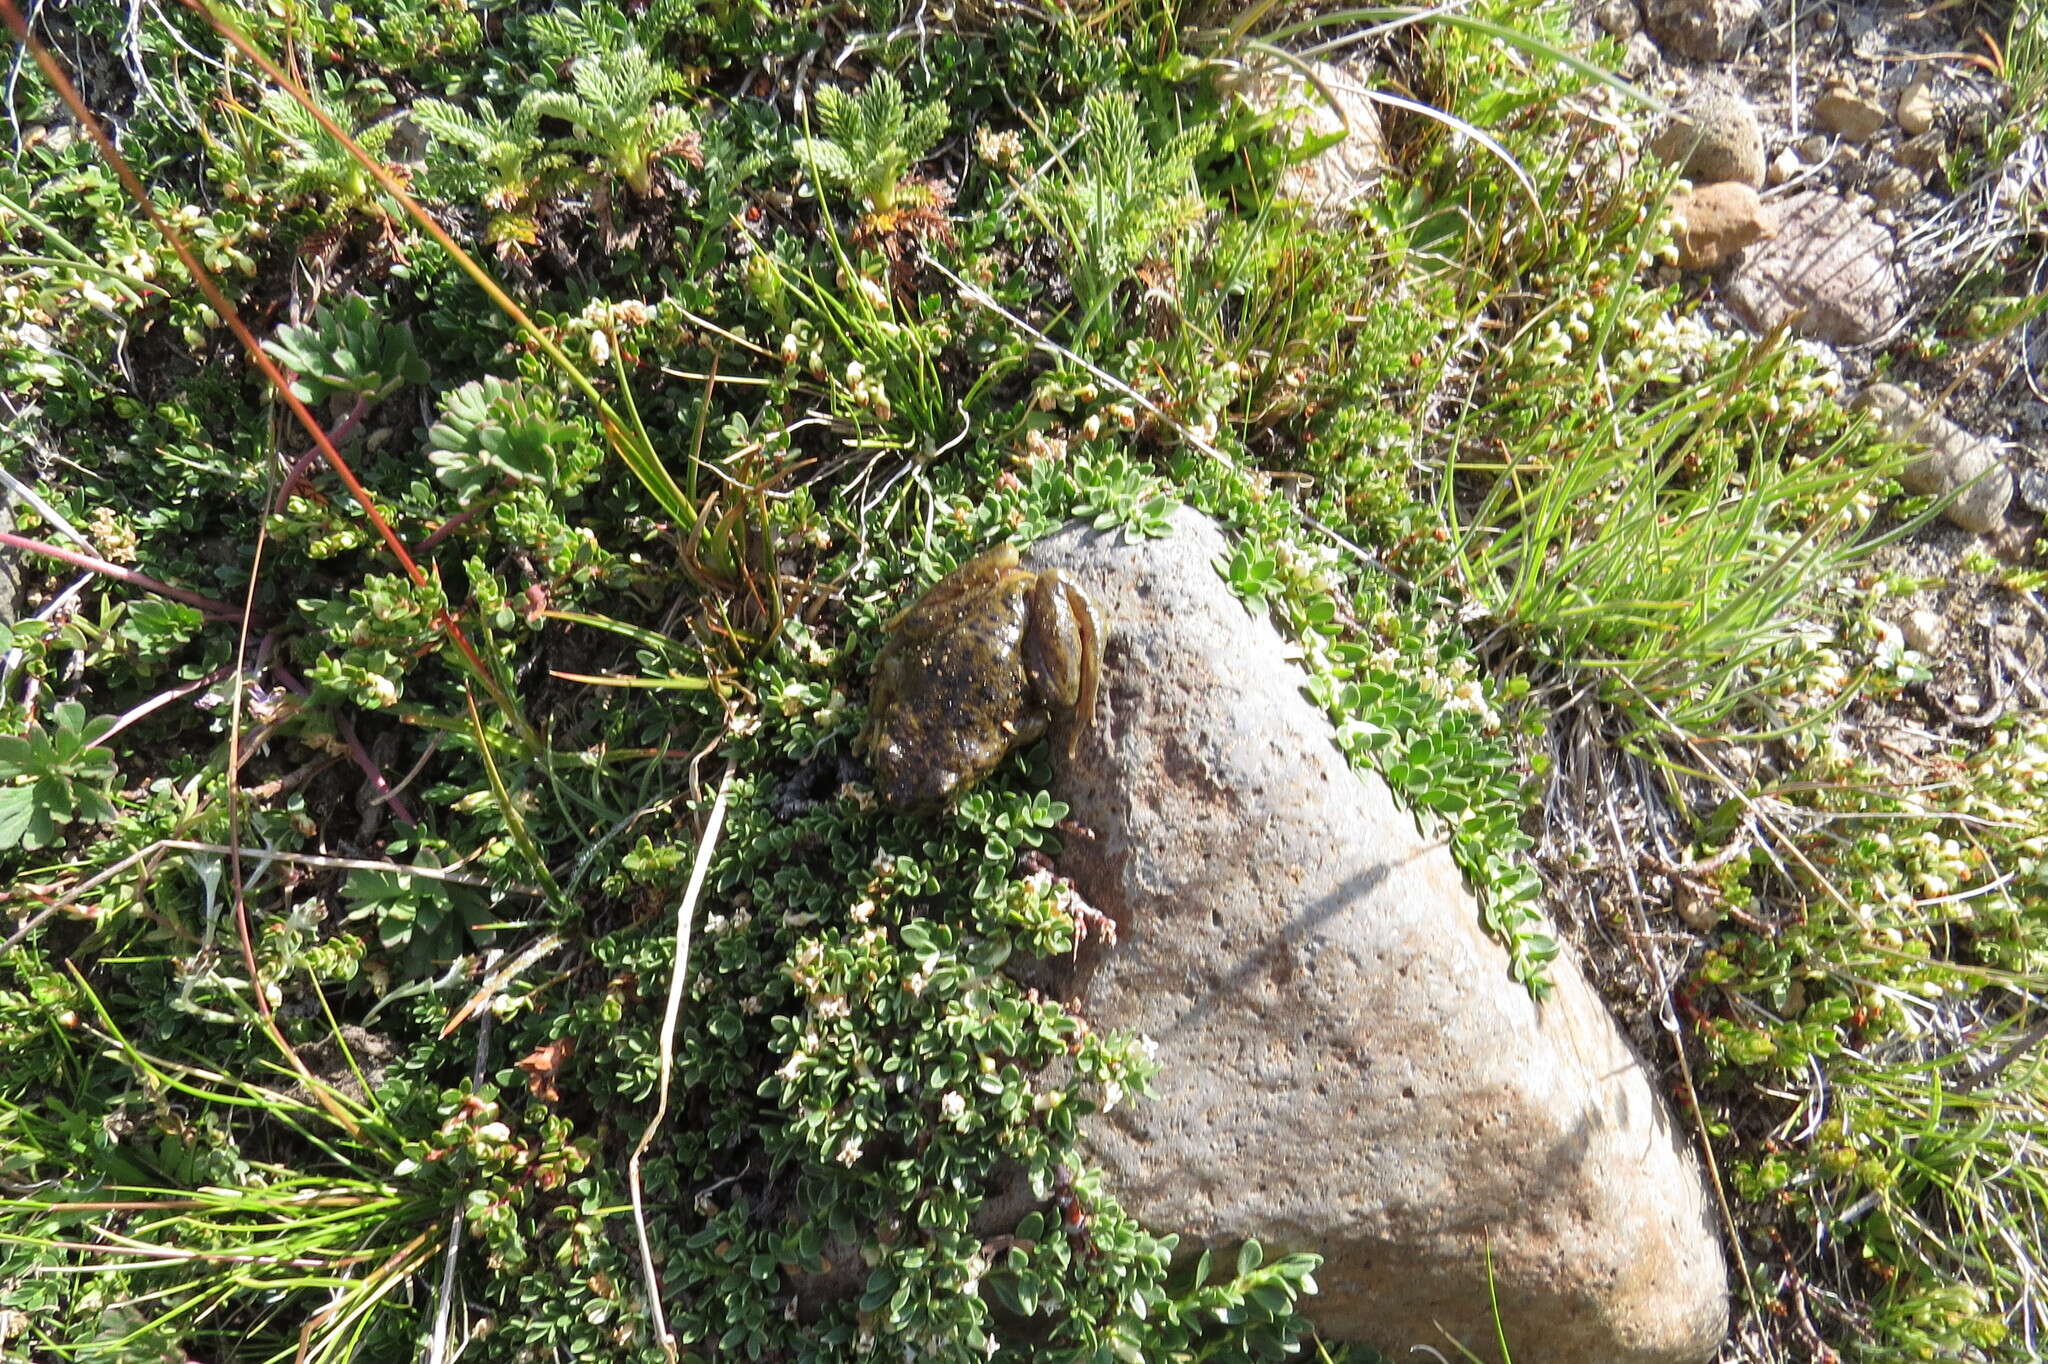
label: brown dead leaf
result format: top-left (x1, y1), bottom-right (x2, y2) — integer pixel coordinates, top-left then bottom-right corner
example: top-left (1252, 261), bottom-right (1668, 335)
top-left (514, 1037), bottom-right (576, 1103)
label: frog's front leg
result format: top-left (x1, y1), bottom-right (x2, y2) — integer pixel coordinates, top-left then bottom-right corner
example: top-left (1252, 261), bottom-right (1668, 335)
top-left (1023, 569), bottom-right (1101, 757)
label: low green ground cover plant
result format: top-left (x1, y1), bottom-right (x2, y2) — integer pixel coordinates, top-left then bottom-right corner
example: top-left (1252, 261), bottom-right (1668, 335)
top-left (0, 0), bottom-right (2043, 1361)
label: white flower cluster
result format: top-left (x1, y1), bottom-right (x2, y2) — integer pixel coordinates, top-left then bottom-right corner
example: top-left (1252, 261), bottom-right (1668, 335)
top-left (576, 297), bottom-right (655, 364)
top-left (1854, 829), bottom-right (1980, 910)
top-left (1526, 297), bottom-right (1597, 369)
top-left (1758, 340), bottom-right (1846, 425)
top-left (973, 126), bottom-right (1024, 173)
top-left (1610, 307), bottom-right (1718, 384)
top-left (839, 358), bottom-right (893, 422)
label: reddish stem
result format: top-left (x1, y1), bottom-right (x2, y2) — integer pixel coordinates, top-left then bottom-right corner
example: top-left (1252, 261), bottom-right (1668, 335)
top-left (271, 395), bottom-right (372, 514)
top-left (270, 660), bottom-right (418, 827)
top-left (336, 713), bottom-right (419, 827)
top-left (0, 528), bottom-right (243, 619)
top-left (416, 488), bottom-right (509, 555)
top-left (0, 0), bottom-right (517, 743)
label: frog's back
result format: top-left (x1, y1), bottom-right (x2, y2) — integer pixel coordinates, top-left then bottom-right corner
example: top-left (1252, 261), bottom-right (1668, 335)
top-left (869, 602), bottom-right (1041, 809)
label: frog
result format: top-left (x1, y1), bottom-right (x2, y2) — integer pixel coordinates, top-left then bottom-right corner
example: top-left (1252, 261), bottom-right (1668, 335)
top-left (859, 543), bottom-right (1102, 811)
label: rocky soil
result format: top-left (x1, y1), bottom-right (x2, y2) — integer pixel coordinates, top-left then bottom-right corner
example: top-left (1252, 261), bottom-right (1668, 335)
top-left (1559, 3), bottom-right (2044, 1358)
top-left (1595, 0), bottom-right (2046, 724)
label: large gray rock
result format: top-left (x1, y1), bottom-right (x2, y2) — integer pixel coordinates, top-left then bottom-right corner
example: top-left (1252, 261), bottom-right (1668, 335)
top-left (1026, 511), bottom-right (1729, 1364)
top-left (1726, 192), bottom-right (1904, 345)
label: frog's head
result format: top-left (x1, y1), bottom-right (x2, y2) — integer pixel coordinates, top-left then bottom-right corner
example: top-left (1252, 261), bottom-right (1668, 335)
top-left (867, 735), bottom-right (961, 813)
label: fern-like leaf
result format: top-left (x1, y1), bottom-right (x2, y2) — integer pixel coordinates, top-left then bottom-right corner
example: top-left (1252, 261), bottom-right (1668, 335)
top-left (791, 137), bottom-right (858, 187)
top-left (1026, 90), bottom-right (1213, 325)
top-left (814, 85), bottom-right (860, 147)
top-left (795, 71), bottom-right (950, 210)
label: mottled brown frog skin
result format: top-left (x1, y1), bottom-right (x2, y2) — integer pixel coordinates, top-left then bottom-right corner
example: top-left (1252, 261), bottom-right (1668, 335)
top-left (860, 544), bottom-right (1101, 811)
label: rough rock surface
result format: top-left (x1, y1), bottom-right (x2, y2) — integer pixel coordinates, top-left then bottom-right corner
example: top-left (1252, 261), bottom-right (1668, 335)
top-left (1024, 510), bottom-right (1730, 1364)
top-left (1853, 383), bottom-right (2013, 533)
top-left (1590, 0), bottom-right (1639, 38)
top-left (1668, 182), bottom-right (1772, 269)
top-left (2021, 467), bottom-right (2048, 516)
top-left (1236, 60), bottom-right (1385, 216)
top-left (1871, 165), bottom-right (1925, 205)
top-left (1642, 0), bottom-right (1760, 60)
top-left (1650, 86), bottom-right (1765, 187)
top-left (1725, 192), bottom-right (1903, 345)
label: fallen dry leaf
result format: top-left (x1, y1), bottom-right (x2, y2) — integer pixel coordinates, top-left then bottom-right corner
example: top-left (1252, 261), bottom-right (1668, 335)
top-left (514, 1037), bottom-right (576, 1103)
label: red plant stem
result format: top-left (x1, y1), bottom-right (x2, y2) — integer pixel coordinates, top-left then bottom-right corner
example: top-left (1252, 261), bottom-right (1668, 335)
top-left (416, 488), bottom-right (508, 554)
top-left (336, 712), bottom-right (419, 827)
top-left (271, 395), bottom-right (372, 514)
top-left (269, 659), bottom-right (418, 826)
top-left (0, 528), bottom-right (243, 619)
top-left (0, 0), bottom-right (513, 727)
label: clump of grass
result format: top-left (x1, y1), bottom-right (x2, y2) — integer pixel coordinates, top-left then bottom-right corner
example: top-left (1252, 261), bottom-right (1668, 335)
top-left (1444, 325), bottom-right (1931, 746)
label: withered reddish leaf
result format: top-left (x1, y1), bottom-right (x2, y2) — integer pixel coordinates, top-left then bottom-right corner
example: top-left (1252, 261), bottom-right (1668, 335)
top-left (514, 1037), bottom-right (576, 1103)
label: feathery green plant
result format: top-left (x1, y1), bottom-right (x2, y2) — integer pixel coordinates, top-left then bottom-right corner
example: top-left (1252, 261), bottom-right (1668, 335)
top-left (249, 89), bottom-right (400, 216)
top-left (791, 70), bottom-right (950, 213)
top-left (1027, 90), bottom-right (1212, 336)
top-left (410, 96), bottom-right (574, 257)
top-left (519, 46), bottom-right (698, 196)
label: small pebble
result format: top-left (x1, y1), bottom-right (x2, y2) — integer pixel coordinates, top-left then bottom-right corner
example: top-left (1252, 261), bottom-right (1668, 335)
top-left (1667, 182), bottom-right (1774, 269)
top-left (1649, 86), bottom-right (1766, 187)
top-left (1854, 383), bottom-right (2014, 534)
top-left (1873, 166), bottom-right (1923, 204)
top-left (1799, 133), bottom-right (1830, 163)
top-left (1769, 147), bottom-right (1802, 185)
top-left (1620, 29), bottom-right (1662, 77)
top-left (1896, 76), bottom-right (1935, 135)
top-left (1594, 0), bottom-right (1640, 37)
top-left (1816, 88), bottom-right (1890, 142)
top-left (1903, 609), bottom-right (1944, 655)
top-left (1812, 6), bottom-right (1836, 27)
top-left (2018, 467), bottom-right (2048, 515)
top-left (1898, 132), bottom-right (1946, 171)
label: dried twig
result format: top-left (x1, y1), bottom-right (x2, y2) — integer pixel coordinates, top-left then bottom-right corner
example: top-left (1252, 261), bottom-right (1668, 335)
top-left (629, 758), bottom-right (737, 1360)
